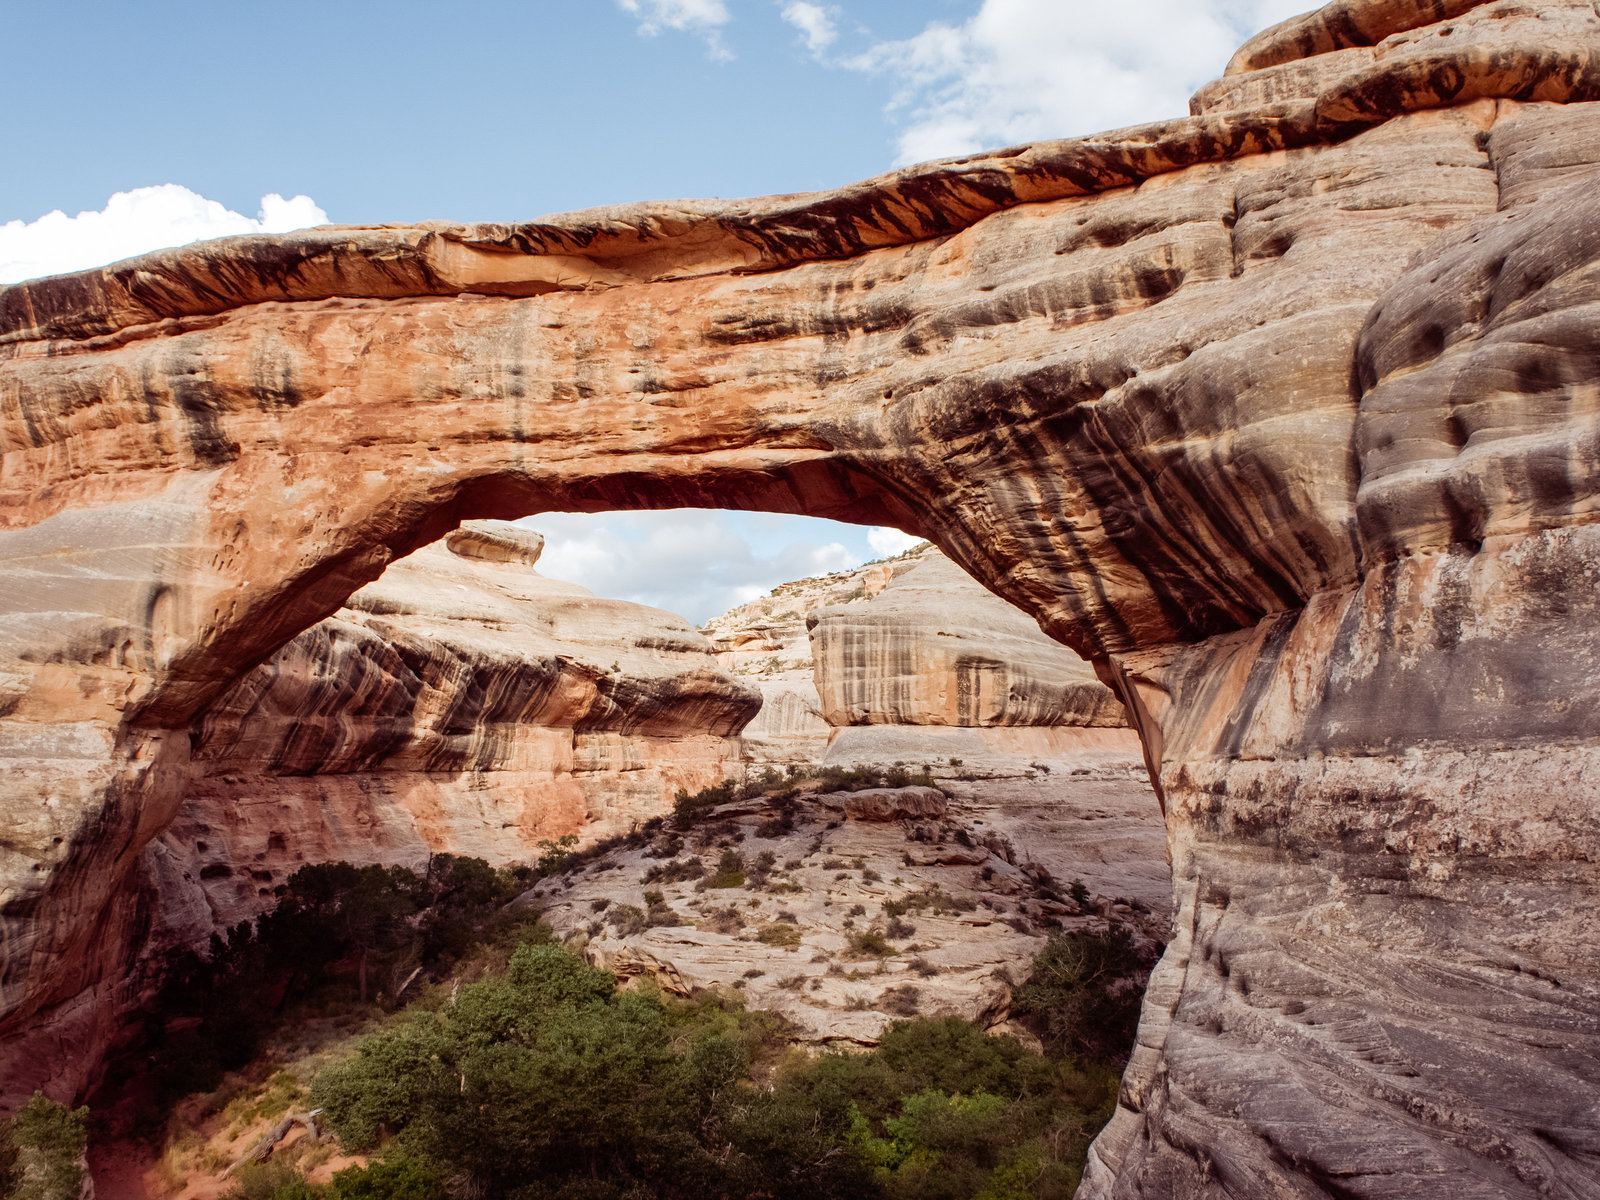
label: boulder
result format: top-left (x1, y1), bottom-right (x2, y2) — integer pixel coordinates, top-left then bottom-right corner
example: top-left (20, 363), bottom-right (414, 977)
top-left (814, 786), bottom-right (950, 822)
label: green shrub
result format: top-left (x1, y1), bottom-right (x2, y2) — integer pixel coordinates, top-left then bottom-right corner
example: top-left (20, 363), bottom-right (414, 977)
top-left (605, 903), bottom-right (648, 937)
top-left (327, 1155), bottom-right (447, 1200)
top-left (705, 849), bottom-right (746, 889)
top-left (847, 930), bottom-right (896, 959)
top-left (641, 856), bottom-right (702, 884)
top-left (6, 1093), bottom-right (88, 1200)
top-left (103, 856), bottom-right (552, 1138)
top-left (1011, 925), bottom-right (1151, 1068)
top-left (313, 942), bottom-right (869, 1197)
top-left (535, 834), bottom-right (579, 875)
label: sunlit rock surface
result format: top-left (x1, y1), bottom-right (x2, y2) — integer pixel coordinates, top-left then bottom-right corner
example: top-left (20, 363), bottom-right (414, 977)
top-left (705, 544), bottom-right (1143, 775)
top-left (531, 781), bottom-right (1171, 1049)
top-left (2, 0), bottom-right (1599, 1192)
top-left (701, 552), bottom-right (909, 765)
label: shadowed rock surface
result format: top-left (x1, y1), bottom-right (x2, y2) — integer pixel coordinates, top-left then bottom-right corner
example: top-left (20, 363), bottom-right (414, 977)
top-left (2, 0), bottom-right (1600, 1194)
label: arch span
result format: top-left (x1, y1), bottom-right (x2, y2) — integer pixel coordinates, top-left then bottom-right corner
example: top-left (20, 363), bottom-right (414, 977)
top-left (3, 2), bottom-right (1600, 1194)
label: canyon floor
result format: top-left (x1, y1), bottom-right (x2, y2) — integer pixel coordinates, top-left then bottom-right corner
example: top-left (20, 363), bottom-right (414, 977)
top-left (86, 755), bottom-right (1167, 1198)
top-left (533, 759), bottom-right (1170, 1046)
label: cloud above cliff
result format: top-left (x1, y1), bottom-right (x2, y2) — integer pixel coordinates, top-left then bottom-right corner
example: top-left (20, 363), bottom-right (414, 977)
top-left (779, 2), bottom-right (839, 57)
top-left (843, 0), bottom-right (1315, 163)
top-left (0, 185), bottom-right (326, 285)
top-left (527, 510), bottom-right (915, 624)
top-left (617, 0), bottom-right (734, 60)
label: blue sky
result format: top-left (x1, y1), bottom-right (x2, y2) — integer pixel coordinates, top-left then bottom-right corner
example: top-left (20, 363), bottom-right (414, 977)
top-left (1, 0), bottom-right (1306, 622)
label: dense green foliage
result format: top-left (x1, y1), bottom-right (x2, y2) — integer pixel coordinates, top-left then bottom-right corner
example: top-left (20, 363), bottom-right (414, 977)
top-left (1011, 926), bottom-right (1151, 1068)
top-left (276, 944), bottom-right (1122, 1200)
top-left (0, 1093), bottom-right (89, 1200)
top-left (102, 838), bottom-right (1152, 1200)
top-left (107, 856), bottom-right (545, 1118)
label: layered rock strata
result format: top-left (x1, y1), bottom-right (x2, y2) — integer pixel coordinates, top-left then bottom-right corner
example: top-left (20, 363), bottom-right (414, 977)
top-left (149, 520), bottom-right (758, 954)
top-left (701, 550), bottom-right (911, 764)
top-left (3, 1), bottom-right (1600, 1195)
top-left (705, 544), bottom-right (1142, 775)
top-left (808, 548), bottom-right (1142, 776)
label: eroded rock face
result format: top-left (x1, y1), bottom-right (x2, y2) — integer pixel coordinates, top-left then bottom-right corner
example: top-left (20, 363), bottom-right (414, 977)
top-left (147, 521), bottom-right (758, 951)
top-left (705, 544), bottom-right (1142, 775)
top-left (2, 1), bottom-right (1600, 1193)
top-left (702, 550), bottom-right (913, 764)
top-left (809, 550), bottom-right (1126, 730)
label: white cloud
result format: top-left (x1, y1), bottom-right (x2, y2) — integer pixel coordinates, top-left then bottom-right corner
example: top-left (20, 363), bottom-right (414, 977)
top-left (844, 0), bottom-right (1316, 164)
top-left (780, 2), bottom-right (838, 56)
top-left (525, 510), bottom-right (867, 625)
top-left (618, 0), bottom-right (734, 60)
top-left (0, 185), bottom-right (327, 285)
top-left (867, 527), bottom-right (922, 558)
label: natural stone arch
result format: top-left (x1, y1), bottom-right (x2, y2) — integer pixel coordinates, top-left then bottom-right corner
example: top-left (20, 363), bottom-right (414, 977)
top-left (3, 1), bottom-right (1600, 1195)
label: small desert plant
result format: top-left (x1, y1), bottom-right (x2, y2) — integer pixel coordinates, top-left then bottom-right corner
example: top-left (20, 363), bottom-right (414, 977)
top-left (641, 857), bottom-right (702, 885)
top-left (881, 985), bottom-right (921, 1017)
top-left (705, 849), bottom-right (746, 889)
top-left (757, 923), bottom-right (802, 948)
top-left (847, 929), bottom-right (896, 959)
top-left (701, 907), bottom-right (746, 935)
top-left (605, 904), bottom-right (647, 937)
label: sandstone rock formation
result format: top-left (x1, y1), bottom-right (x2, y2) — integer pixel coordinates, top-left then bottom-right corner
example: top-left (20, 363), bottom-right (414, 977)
top-left (809, 550), bottom-right (1125, 730)
top-left (3, 0), bottom-right (1600, 1195)
top-left (705, 543), bottom-right (1144, 776)
top-left (701, 550), bottom-right (911, 764)
top-left (145, 520), bottom-right (758, 950)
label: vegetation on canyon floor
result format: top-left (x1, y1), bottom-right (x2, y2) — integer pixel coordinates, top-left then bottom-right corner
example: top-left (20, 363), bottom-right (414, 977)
top-left (668, 764), bottom-right (937, 831)
top-left (81, 833), bottom-right (1153, 1200)
top-left (0, 1092), bottom-right (91, 1200)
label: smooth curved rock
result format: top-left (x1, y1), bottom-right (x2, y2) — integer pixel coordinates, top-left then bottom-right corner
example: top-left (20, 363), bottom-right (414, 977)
top-left (706, 543), bottom-right (1139, 776)
top-left (2, 2), bottom-right (1599, 1195)
top-left (808, 550), bottom-right (1127, 729)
